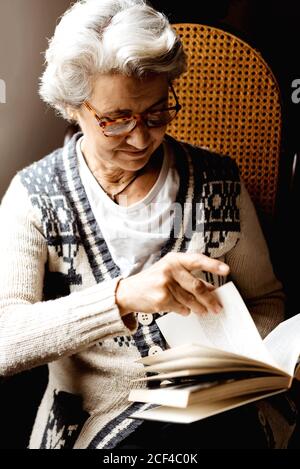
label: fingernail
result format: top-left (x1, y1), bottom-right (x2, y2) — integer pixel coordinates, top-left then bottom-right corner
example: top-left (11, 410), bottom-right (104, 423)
top-left (218, 264), bottom-right (228, 273)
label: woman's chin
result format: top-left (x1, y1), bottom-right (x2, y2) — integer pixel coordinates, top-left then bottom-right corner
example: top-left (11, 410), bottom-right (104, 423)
top-left (117, 151), bottom-right (151, 169)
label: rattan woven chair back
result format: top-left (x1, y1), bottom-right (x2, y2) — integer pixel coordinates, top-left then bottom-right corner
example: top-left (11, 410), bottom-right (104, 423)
top-left (167, 23), bottom-right (282, 218)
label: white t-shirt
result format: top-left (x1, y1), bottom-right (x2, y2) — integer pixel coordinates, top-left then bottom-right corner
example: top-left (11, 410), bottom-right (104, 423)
top-left (77, 137), bottom-right (180, 277)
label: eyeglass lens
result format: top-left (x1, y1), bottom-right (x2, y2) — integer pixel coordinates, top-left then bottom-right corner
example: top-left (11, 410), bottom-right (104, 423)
top-left (102, 108), bottom-right (178, 136)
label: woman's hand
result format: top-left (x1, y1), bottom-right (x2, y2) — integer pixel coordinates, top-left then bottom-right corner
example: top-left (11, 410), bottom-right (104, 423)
top-left (116, 252), bottom-right (229, 317)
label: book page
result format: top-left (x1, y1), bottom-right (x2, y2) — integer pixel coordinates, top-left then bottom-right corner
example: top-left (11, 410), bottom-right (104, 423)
top-left (129, 380), bottom-right (220, 408)
top-left (143, 356), bottom-right (254, 373)
top-left (141, 356), bottom-right (282, 375)
top-left (137, 343), bottom-right (250, 366)
top-left (129, 376), bottom-right (288, 408)
top-left (263, 313), bottom-right (300, 376)
top-left (130, 389), bottom-right (286, 424)
top-left (133, 364), bottom-right (288, 383)
top-left (137, 343), bottom-right (283, 372)
top-left (156, 282), bottom-right (276, 365)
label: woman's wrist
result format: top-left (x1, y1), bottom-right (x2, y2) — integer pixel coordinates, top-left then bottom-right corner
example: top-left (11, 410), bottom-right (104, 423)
top-left (115, 277), bottom-right (131, 316)
top-left (115, 277), bottom-right (138, 331)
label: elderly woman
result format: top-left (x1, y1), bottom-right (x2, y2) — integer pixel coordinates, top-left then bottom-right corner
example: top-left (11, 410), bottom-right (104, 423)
top-left (0, 0), bottom-right (297, 450)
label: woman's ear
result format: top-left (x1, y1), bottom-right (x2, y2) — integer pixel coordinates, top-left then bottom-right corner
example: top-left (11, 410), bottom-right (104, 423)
top-left (66, 106), bottom-right (78, 122)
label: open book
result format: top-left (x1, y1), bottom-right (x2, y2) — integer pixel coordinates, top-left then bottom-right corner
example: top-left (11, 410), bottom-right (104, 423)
top-left (129, 282), bottom-right (300, 423)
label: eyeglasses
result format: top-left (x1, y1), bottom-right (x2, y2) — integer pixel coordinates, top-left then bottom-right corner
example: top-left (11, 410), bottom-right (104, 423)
top-left (83, 83), bottom-right (181, 137)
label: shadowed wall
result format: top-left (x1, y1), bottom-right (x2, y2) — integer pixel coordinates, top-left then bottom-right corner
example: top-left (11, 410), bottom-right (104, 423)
top-left (0, 0), bottom-right (72, 199)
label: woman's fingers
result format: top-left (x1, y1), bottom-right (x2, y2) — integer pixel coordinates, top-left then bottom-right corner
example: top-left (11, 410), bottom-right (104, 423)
top-left (166, 287), bottom-right (191, 316)
top-left (199, 280), bottom-right (215, 291)
top-left (168, 283), bottom-right (207, 315)
top-left (172, 267), bottom-right (223, 314)
top-left (170, 252), bottom-right (229, 276)
top-left (116, 252), bottom-right (229, 317)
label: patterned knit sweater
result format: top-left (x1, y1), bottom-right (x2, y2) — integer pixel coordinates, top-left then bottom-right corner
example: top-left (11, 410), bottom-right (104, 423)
top-left (0, 133), bottom-right (285, 449)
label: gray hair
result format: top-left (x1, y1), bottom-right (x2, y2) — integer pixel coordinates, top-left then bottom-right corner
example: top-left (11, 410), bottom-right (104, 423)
top-left (39, 0), bottom-right (186, 120)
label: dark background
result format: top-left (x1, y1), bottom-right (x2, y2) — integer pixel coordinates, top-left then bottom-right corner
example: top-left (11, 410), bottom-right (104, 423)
top-left (1, 0), bottom-right (300, 449)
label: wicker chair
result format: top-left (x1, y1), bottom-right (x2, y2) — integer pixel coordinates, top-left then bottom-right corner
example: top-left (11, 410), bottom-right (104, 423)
top-left (167, 24), bottom-right (300, 318)
top-left (167, 23), bottom-right (282, 222)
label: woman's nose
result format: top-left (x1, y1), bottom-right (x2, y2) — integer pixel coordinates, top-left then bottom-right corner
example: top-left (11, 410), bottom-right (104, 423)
top-left (126, 120), bottom-right (151, 149)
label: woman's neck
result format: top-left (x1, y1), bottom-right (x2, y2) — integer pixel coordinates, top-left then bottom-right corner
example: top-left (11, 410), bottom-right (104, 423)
top-left (81, 140), bottom-right (164, 206)
top-left (81, 145), bottom-right (133, 187)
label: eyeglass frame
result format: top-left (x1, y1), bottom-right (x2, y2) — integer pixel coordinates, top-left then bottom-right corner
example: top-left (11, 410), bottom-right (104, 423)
top-left (83, 83), bottom-right (181, 137)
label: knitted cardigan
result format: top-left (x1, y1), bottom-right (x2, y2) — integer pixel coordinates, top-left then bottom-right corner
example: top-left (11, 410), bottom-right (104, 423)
top-left (0, 133), bottom-right (289, 449)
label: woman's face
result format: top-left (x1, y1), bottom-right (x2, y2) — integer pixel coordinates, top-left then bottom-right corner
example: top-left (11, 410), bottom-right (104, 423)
top-left (77, 73), bottom-right (169, 172)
